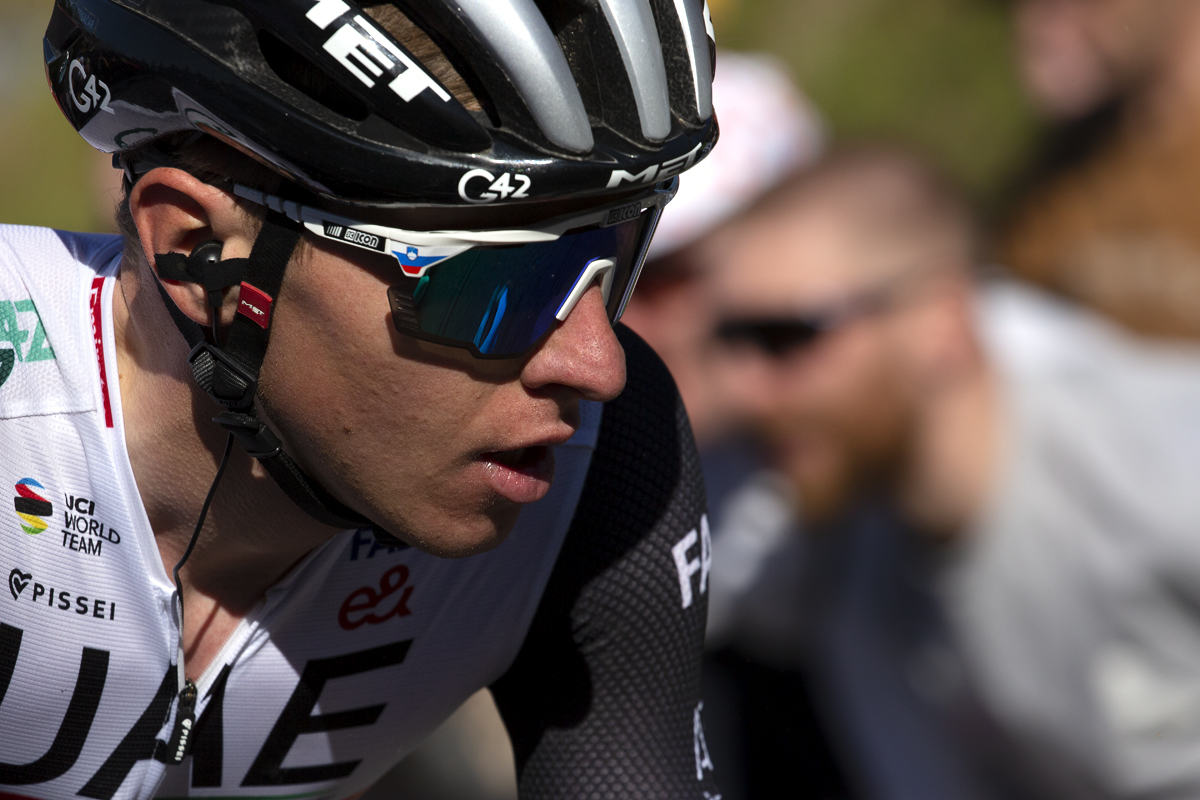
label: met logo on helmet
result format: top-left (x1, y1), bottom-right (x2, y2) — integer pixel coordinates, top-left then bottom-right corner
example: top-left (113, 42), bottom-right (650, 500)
top-left (306, 0), bottom-right (451, 104)
top-left (607, 142), bottom-right (705, 189)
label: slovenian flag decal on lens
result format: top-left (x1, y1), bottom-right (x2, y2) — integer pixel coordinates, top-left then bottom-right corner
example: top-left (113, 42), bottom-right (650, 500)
top-left (392, 245), bottom-right (469, 277)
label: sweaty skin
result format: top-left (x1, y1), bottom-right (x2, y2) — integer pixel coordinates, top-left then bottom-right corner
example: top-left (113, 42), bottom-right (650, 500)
top-left (115, 167), bottom-right (626, 679)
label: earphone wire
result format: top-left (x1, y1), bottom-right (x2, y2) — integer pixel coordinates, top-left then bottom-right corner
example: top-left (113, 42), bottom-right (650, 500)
top-left (172, 432), bottom-right (234, 645)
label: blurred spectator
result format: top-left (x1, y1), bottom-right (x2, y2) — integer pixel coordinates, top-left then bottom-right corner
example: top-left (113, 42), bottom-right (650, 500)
top-left (1001, 0), bottom-right (1200, 338)
top-left (625, 50), bottom-right (823, 448)
top-left (706, 145), bottom-right (1200, 799)
top-left (622, 52), bottom-right (846, 800)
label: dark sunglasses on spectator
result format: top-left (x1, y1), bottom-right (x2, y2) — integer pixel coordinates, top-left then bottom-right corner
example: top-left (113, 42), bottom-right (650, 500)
top-left (715, 273), bottom-right (919, 357)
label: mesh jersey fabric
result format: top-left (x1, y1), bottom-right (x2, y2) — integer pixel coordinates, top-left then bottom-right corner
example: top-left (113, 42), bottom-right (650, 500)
top-left (492, 325), bottom-right (720, 799)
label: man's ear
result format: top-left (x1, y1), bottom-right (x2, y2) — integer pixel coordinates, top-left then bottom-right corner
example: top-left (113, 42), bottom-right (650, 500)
top-left (128, 167), bottom-right (257, 327)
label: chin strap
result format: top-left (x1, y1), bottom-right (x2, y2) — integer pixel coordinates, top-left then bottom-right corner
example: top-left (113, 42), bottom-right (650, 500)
top-left (152, 210), bottom-right (387, 533)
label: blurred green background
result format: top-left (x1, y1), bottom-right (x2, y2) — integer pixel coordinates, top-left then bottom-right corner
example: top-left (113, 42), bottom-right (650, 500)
top-left (0, 0), bottom-right (120, 232)
top-left (0, 0), bottom-right (1040, 232)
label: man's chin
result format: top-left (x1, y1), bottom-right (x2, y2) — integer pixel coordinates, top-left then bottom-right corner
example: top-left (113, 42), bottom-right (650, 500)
top-left (372, 503), bottom-right (523, 559)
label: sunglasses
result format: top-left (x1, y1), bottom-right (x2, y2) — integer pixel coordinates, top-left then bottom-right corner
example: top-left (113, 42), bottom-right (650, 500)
top-left (715, 280), bottom-right (899, 357)
top-left (235, 180), bottom-right (676, 358)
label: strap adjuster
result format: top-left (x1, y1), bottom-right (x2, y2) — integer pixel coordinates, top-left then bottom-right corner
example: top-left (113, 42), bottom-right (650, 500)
top-left (213, 410), bottom-right (283, 459)
top-left (187, 342), bottom-right (259, 409)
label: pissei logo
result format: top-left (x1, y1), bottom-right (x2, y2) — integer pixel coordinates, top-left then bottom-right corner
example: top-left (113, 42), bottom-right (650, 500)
top-left (14, 478), bottom-right (52, 535)
top-left (0, 298), bottom-right (55, 389)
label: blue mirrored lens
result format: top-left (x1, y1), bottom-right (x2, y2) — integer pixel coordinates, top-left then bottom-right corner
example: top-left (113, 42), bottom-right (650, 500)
top-left (393, 216), bottom-right (645, 357)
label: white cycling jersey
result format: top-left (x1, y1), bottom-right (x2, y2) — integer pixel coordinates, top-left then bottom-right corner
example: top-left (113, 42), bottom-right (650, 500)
top-left (0, 225), bottom-right (601, 800)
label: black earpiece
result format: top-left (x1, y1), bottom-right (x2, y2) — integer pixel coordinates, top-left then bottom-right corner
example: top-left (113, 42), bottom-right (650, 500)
top-left (194, 239), bottom-right (226, 341)
top-left (189, 239), bottom-right (226, 311)
top-left (190, 238), bottom-right (224, 263)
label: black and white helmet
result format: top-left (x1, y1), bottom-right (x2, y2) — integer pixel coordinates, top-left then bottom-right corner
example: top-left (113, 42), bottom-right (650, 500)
top-left (44, 0), bottom-right (717, 208)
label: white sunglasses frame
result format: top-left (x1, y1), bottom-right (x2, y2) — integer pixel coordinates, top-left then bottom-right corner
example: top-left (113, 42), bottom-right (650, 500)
top-left (233, 178), bottom-right (678, 280)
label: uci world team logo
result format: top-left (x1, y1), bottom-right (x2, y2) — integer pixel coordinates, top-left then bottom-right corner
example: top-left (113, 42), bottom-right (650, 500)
top-left (14, 478), bottom-right (52, 535)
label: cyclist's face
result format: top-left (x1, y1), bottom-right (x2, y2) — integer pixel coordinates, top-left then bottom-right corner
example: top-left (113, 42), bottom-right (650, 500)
top-left (256, 231), bottom-right (626, 557)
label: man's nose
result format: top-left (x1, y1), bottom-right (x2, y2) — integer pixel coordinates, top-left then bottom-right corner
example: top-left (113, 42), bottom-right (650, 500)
top-left (521, 284), bottom-right (626, 402)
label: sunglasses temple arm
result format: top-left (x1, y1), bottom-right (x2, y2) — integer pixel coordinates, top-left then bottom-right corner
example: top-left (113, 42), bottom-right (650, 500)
top-left (611, 206), bottom-right (666, 324)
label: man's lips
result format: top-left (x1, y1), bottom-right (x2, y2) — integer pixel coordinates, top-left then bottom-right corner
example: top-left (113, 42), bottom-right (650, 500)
top-left (477, 445), bottom-right (557, 504)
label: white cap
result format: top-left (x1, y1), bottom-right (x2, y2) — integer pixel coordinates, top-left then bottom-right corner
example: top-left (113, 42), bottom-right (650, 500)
top-left (648, 51), bottom-right (825, 260)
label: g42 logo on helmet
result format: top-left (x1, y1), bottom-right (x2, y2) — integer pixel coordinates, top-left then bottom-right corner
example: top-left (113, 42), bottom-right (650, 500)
top-left (458, 169), bottom-right (533, 204)
top-left (67, 59), bottom-right (114, 117)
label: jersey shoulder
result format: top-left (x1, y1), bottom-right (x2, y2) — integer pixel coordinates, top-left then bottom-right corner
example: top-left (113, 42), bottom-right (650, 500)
top-left (0, 225), bottom-right (121, 419)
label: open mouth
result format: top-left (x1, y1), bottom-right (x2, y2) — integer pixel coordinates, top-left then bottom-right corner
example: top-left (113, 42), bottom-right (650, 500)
top-left (486, 445), bottom-right (549, 470)
top-left (478, 445), bottom-right (556, 504)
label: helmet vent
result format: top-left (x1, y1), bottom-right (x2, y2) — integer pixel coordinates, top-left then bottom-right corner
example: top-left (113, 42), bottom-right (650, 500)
top-left (449, 0), bottom-right (594, 153)
top-left (257, 29), bottom-right (371, 122)
top-left (362, 3), bottom-right (483, 114)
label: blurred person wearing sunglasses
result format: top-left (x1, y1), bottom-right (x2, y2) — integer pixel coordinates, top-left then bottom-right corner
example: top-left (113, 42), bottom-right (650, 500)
top-left (707, 146), bottom-right (1200, 799)
top-left (1001, 0), bottom-right (1200, 339)
top-left (0, 1), bottom-right (721, 798)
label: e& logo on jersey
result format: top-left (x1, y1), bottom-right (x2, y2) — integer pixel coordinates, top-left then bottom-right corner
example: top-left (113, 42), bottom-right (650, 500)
top-left (338, 564), bottom-right (414, 630)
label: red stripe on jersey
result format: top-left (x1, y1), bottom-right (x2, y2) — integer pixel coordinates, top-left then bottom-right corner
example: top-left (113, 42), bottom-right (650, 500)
top-left (14, 484), bottom-right (45, 501)
top-left (90, 276), bottom-right (114, 428)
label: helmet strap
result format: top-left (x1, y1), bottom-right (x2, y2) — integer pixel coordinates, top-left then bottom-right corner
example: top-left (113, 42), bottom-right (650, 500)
top-left (151, 210), bottom-right (378, 532)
